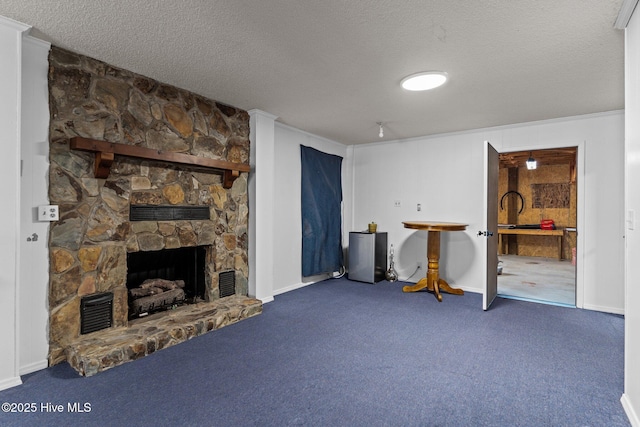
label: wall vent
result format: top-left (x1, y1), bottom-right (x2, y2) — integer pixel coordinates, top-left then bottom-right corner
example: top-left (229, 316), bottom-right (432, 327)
top-left (219, 271), bottom-right (236, 298)
top-left (81, 292), bottom-right (113, 334)
top-left (130, 205), bottom-right (210, 221)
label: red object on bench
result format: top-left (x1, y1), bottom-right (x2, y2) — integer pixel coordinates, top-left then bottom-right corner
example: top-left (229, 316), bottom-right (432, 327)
top-left (540, 219), bottom-right (555, 230)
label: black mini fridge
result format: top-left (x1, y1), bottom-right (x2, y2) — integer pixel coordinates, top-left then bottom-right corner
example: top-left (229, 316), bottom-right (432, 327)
top-left (348, 232), bottom-right (387, 283)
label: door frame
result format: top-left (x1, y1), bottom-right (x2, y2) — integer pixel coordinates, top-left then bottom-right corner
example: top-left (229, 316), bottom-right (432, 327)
top-left (492, 140), bottom-right (585, 309)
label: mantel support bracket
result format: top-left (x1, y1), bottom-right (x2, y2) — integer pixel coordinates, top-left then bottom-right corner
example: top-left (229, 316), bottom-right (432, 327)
top-left (94, 151), bottom-right (114, 178)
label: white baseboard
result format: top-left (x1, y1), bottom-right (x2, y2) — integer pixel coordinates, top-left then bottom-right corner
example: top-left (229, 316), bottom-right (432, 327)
top-left (583, 303), bottom-right (625, 315)
top-left (0, 376), bottom-right (22, 392)
top-left (272, 278), bottom-right (481, 297)
top-left (273, 280), bottom-right (317, 296)
top-left (19, 360), bottom-right (48, 376)
top-left (622, 393), bottom-right (639, 427)
top-left (457, 286), bottom-right (482, 294)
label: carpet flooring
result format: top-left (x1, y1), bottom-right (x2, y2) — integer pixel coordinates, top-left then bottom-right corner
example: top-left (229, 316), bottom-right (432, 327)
top-left (0, 278), bottom-right (628, 426)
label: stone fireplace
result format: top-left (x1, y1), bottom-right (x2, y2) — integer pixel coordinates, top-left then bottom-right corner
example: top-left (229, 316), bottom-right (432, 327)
top-left (47, 47), bottom-right (261, 375)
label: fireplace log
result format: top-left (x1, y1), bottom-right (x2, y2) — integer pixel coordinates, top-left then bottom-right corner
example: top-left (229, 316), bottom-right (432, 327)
top-left (129, 279), bottom-right (188, 317)
top-left (140, 278), bottom-right (185, 291)
top-left (130, 288), bottom-right (185, 316)
top-left (129, 287), bottom-right (154, 298)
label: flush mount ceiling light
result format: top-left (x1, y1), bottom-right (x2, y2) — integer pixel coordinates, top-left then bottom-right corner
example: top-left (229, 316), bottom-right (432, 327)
top-left (401, 71), bottom-right (448, 91)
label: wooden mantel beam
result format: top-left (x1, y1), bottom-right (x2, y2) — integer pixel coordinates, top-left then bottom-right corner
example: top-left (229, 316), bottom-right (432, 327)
top-left (69, 137), bottom-right (250, 189)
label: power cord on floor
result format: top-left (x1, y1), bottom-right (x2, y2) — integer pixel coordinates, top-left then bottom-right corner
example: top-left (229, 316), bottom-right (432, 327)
top-left (401, 265), bottom-right (421, 282)
top-left (331, 266), bottom-right (346, 279)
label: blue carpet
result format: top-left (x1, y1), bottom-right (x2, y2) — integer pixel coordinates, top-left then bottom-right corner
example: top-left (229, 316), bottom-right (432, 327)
top-left (0, 278), bottom-right (628, 426)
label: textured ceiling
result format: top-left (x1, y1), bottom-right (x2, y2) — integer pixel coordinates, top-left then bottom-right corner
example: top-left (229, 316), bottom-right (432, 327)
top-left (0, 0), bottom-right (625, 144)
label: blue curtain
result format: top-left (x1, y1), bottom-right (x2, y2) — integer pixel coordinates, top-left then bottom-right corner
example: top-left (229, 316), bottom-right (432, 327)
top-left (300, 145), bottom-right (343, 276)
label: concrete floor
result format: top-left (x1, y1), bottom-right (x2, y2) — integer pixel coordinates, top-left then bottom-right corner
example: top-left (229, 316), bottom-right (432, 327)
top-left (497, 254), bottom-right (576, 306)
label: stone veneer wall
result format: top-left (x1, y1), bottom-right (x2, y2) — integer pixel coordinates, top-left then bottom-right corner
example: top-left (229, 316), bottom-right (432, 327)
top-left (47, 47), bottom-right (250, 365)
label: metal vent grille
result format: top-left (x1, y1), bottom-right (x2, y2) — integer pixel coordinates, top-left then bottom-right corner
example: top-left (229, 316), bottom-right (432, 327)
top-left (130, 206), bottom-right (210, 221)
top-left (219, 271), bottom-right (236, 298)
top-left (81, 292), bottom-right (113, 334)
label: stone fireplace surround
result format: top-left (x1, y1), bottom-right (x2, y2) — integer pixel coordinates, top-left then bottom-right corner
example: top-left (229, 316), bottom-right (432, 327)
top-left (47, 47), bottom-right (261, 375)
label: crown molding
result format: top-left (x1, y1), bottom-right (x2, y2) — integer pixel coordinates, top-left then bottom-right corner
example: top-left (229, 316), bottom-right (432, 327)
top-left (615, 0), bottom-right (639, 29)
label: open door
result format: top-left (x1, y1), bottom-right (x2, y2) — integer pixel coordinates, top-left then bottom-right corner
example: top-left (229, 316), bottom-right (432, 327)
top-left (483, 141), bottom-right (499, 310)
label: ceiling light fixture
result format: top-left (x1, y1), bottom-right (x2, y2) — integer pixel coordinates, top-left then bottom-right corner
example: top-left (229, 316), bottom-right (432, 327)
top-left (526, 152), bottom-right (537, 170)
top-left (401, 71), bottom-right (448, 91)
top-left (377, 122), bottom-right (384, 138)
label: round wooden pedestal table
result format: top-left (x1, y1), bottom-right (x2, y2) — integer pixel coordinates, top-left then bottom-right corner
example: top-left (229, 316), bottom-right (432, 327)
top-left (402, 221), bottom-right (468, 302)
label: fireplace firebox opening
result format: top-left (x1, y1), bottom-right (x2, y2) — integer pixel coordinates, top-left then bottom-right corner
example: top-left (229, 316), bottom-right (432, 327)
top-left (127, 246), bottom-right (207, 319)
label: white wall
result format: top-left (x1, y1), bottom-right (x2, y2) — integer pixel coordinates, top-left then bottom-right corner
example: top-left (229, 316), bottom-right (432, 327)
top-left (271, 123), bottom-right (352, 295)
top-left (0, 15), bottom-right (29, 391)
top-left (623, 3), bottom-right (640, 425)
top-left (352, 133), bottom-right (486, 289)
top-left (352, 112), bottom-right (625, 314)
top-left (18, 35), bottom-right (50, 375)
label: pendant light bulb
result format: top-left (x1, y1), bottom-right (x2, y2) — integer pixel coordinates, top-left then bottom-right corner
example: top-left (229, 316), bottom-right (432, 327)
top-left (526, 152), bottom-right (537, 170)
top-left (377, 122), bottom-right (384, 138)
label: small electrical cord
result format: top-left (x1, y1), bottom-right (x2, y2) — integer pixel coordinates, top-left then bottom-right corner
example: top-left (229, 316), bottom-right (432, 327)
top-left (331, 266), bottom-right (346, 279)
top-left (401, 266), bottom-right (421, 282)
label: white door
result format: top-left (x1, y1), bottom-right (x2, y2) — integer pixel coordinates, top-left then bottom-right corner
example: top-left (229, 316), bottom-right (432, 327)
top-left (483, 141), bottom-right (499, 310)
top-left (18, 38), bottom-right (51, 373)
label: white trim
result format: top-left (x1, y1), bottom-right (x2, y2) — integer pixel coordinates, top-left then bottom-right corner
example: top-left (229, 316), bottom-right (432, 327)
top-left (0, 376), bottom-right (22, 392)
top-left (19, 360), bottom-right (48, 376)
top-left (354, 110), bottom-right (624, 149)
top-left (0, 15), bottom-right (31, 32)
top-left (248, 109), bottom-right (277, 302)
top-left (247, 108), bottom-right (278, 121)
top-left (273, 276), bottom-right (335, 296)
top-left (576, 142), bottom-right (586, 310)
top-left (615, 0), bottom-right (639, 29)
top-left (582, 303), bottom-right (625, 315)
top-left (273, 281), bottom-right (315, 296)
top-left (13, 19), bottom-right (24, 385)
top-left (622, 393), bottom-right (640, 427)
top-left (275, 121), bottom-right (347, 148)
top-left (23, 34), bottom-right (51, 50)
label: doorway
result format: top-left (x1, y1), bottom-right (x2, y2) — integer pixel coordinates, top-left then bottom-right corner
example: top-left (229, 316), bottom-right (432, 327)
top-left (496, 147), bottom-right (577, 307)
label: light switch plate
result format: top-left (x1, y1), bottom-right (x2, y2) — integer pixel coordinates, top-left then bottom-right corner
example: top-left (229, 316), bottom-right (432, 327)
top-left (39, 205), bottom-right (59, 221)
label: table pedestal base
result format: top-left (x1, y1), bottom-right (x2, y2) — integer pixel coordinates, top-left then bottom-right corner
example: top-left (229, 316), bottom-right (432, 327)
top-left (401, 230), bottom-right (464, 302)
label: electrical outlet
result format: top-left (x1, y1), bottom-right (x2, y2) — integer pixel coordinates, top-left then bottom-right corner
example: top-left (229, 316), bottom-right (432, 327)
top-left (38, 205), bottom-right (59, 221)
top-left (417, 203), bottom-right (421, 211)
top-left (417, 261), bottom-right (423, 270)
top-left (394, 200), bottom-right (401, 208)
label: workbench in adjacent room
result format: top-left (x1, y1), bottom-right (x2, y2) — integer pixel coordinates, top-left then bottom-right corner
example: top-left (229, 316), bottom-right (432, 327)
top-left (498, 228), bottom-right (565, 260)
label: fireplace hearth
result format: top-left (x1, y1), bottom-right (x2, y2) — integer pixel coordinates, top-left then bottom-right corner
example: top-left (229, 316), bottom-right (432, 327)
top-left (67, 295), bottom-right (262, 376)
